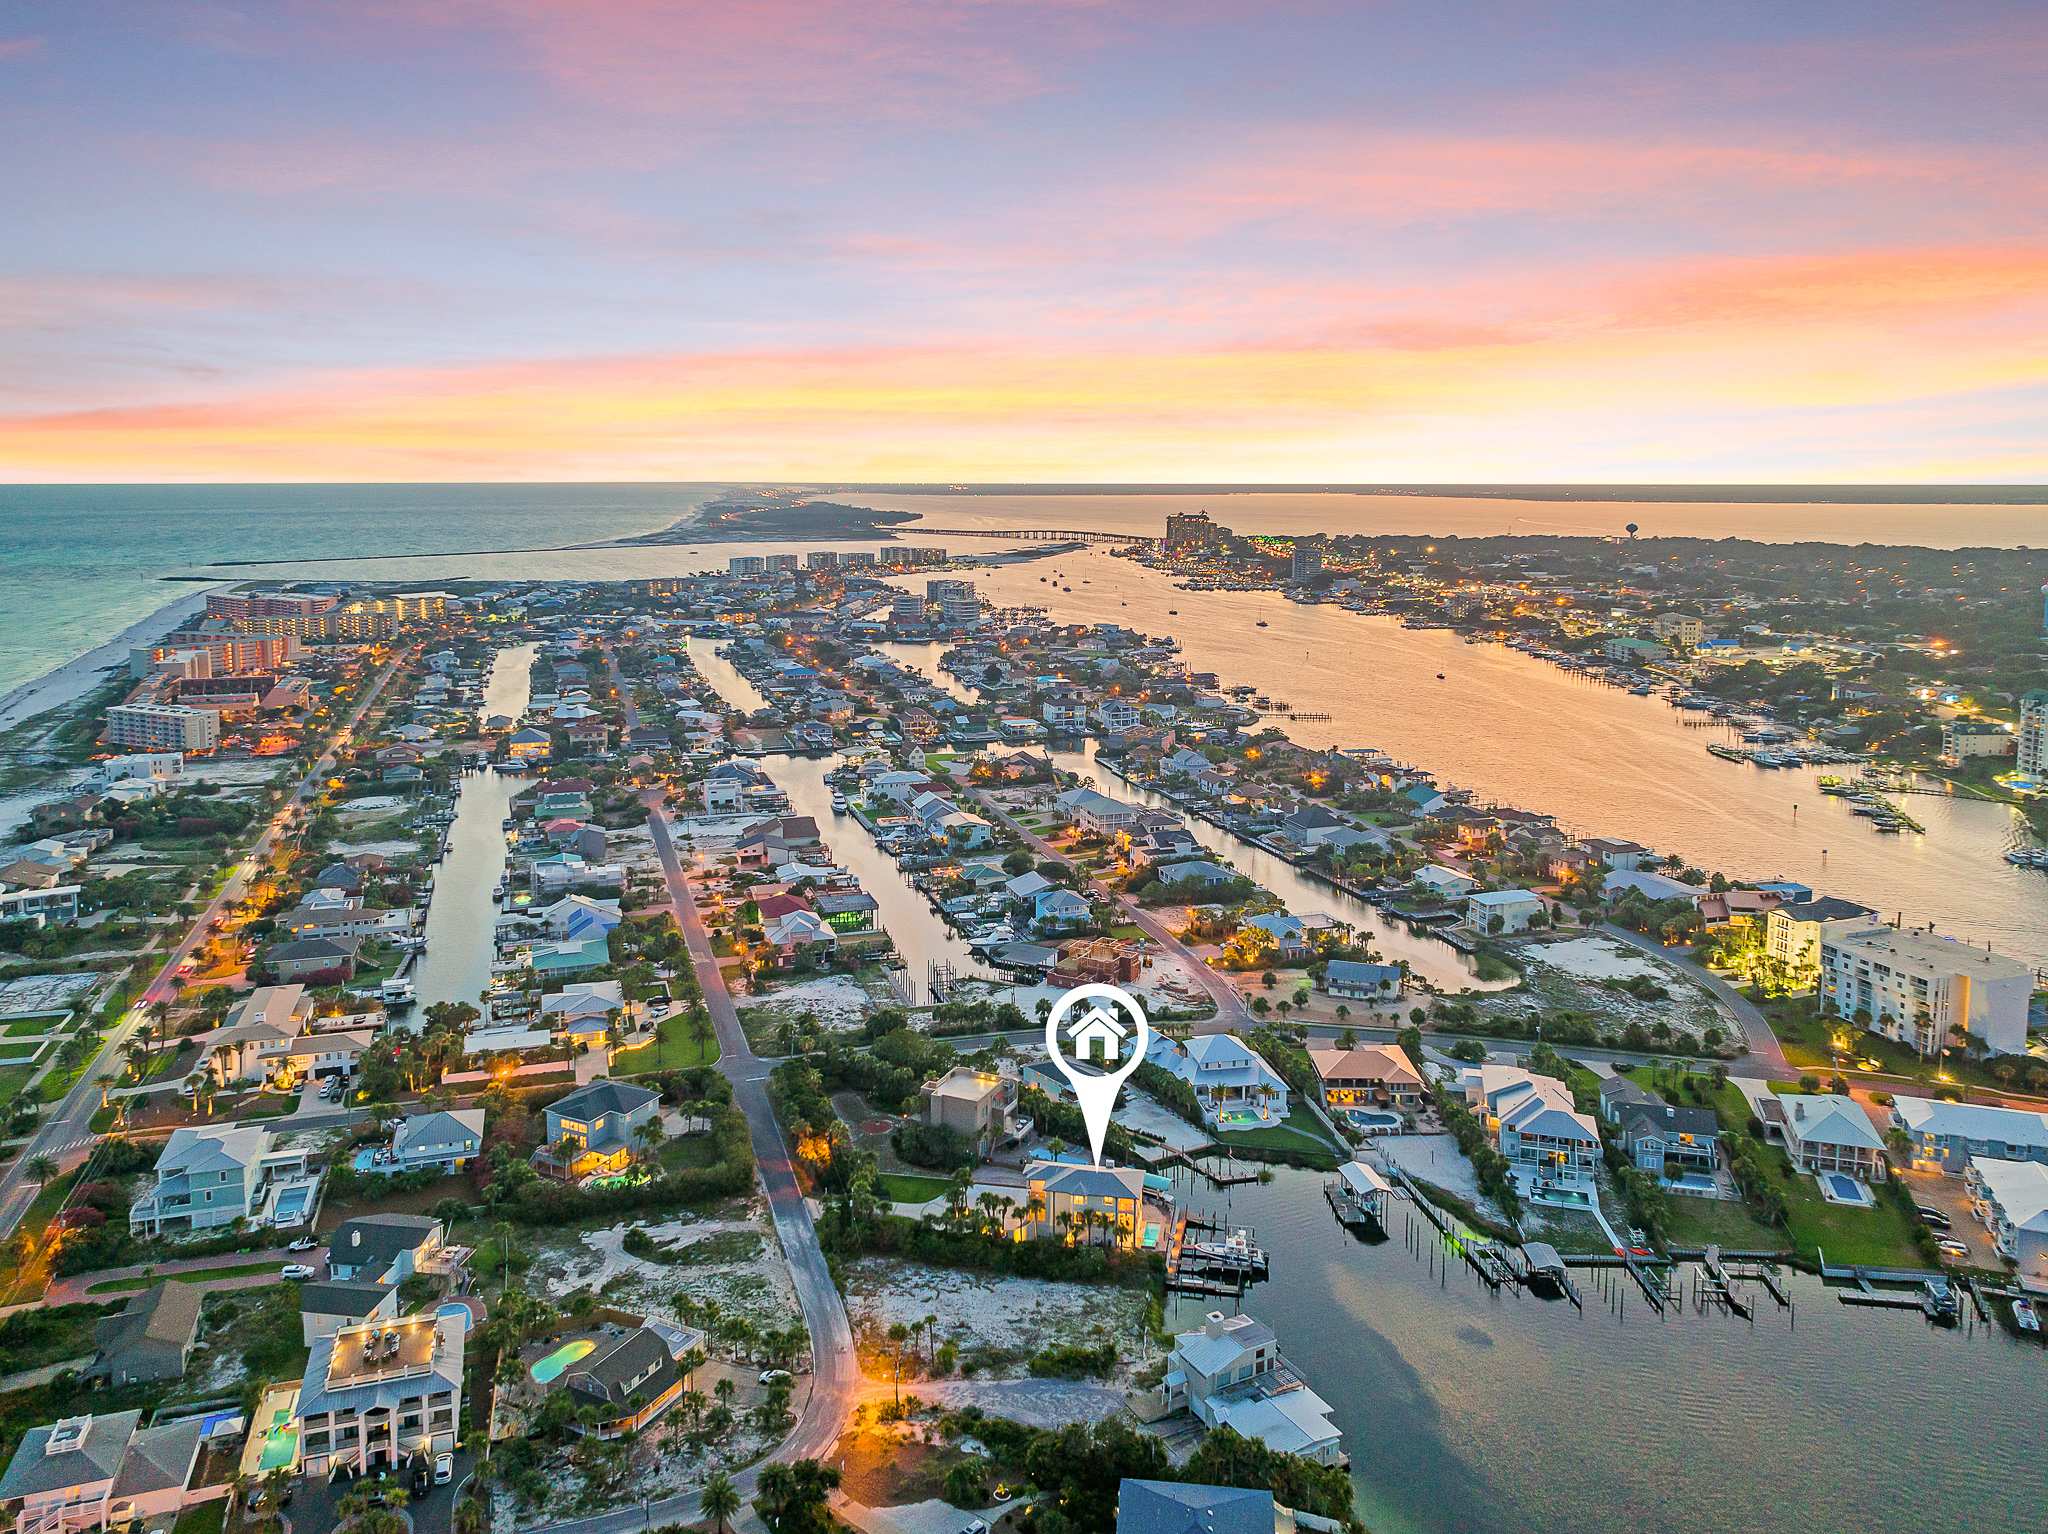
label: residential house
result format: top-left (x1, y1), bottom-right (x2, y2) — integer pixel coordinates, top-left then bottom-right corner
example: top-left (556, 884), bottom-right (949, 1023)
top-left (1054, 786), bottom-right (1142, 835)
top-left (1239, 913), bottom-right (1311, 960)
top-left (537, 1078), bottom-right (661, 1179)
top-left (1032, 888), bottom-right (1094, 932)
top-left (1319, 959), bottom-right (1403, 1003)
top-left (1757, 1093), bottom-right (1889, 1182)
top-left (541, 980), bottom-right (626, 1045)
top-left (0, 1412), bottom-right (212, 1534)
top-left (129, 1125), bottom-right (313, 1235)
top-left (1116, 1480), bottom-right (1294, 1534)
top-left (1972, 1159), bottom-right (2048, 1280)
top-left (1459, 1065), bottom-right (1600, 1180)
top-left (88, 1282), bottom-right (202, 1386)
top-left (389, 1109), bottom-right (487, 1174)
top-left (1305, 1043), bottom-right (1422, 1107)
top-left (1144, 1035), bottom-right (1290, 1129)
top-left (294, 1312), bottom-right (464, 1477)
top-left (1158, 1312), bottom-right (1343, 1466)
top-left (1152, 859), bottom-right (1239, 892)
top-left (1412, 865), bottom-right (1476, 900)
top-left (1582, 836), bottom-right (1654, 871)
top-left (1022, 1161), bottom-right (1167, 1250)
top-left (1465, 889), bottom-right (1545, 934)
top-left (920, 1064), bottom-right (1023, 1156)
top-left (265, 936), bottom-right (360, 981)
top-left (553, 1325), bottom-right (694, 1438)
top-left (1599, 1078), bottom-right (1718, 1175)
top-left (1891, 1098), bottom-right (2048, 1173)
top-left (327, 1215), bottom-right (447, 1284)
top-left (299, 1280), bottom-right (400, 1346)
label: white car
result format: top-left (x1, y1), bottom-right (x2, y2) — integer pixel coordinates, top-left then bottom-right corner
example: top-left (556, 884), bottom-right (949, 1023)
top-left (433, 1453), bottom-right (453, 1486)
top-left (287, 1236), bottom-right (317, 1252)
top-left (280, 1263), bottom-right (316, 1280)
top-left (758, 1368), bottom-right (792, 1385)
top-left (1935, 1239), bottom-right (1970, 1261)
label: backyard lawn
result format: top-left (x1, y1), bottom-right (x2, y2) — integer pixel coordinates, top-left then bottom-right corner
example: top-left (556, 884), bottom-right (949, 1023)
top-left (876, 1172), bottom-right (951, 1204)
top-left (1210, 1110), bottom-right (1342, 1166)
top-left (88, 1259), bottom-right (285, 1295)
top-left (1703, 1079), bottom-right (1925, 1268)
top-left (612, 1014), bottom-right (721, 1074)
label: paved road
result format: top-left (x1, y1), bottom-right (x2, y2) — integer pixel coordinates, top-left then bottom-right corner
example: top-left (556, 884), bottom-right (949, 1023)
top-left (970, 788), bottom-right (1251, 1028)
top-left (525, 795), bottom-right (861, 1534)
top-left (0, 649), bottom-right (409, 1246)
top-left (1598, 923), bottom-right (1791, 1076)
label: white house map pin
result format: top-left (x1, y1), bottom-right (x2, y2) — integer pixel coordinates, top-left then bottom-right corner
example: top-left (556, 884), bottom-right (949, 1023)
top-left (1044, 981), bottom-right (1151, 1165)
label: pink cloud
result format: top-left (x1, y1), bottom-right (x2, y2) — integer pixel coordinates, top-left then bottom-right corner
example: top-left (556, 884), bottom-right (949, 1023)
top-left (0, 35), bottom-right (42, 60)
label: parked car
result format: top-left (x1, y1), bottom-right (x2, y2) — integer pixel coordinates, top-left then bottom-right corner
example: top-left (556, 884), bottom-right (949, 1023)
top-left (287, 1236), bottom-right (317, 1252)
top-left (410, 1462), bottom-right (431, 1499)
top-left (1935, 1239), bottom-right (1970, 1260)
top-left (758, 1368), bottom-right (792, 1385)
top-left (1917, 1205), bottom-right (1952, 1231)
top-left (434, 1453), bottom-right (453, 1486)
top-left (281, 1263), bottom-right (315, 1279)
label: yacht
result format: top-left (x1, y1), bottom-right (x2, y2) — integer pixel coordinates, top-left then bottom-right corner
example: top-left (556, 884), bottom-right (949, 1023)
top-left (830, 792), bottom-right (848, 813)
top-left (1186, 1229), bottom-right (1267, 1270)
top-left (2015, 1297), bottom-right (2041, 1334)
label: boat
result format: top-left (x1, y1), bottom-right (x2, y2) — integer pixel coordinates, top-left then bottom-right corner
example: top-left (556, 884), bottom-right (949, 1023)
top-left (1922, 1278), bottom-right (1962, 1325)
top-left (1168, 609), bottom-right (1178, 615)
top-left (1435, 672), bottom-right (1446, 681)
top-left (2016, 1297), bottom-right (2041, 1334)
top-left (829, 792), bottom-right (848, 813)
top-left (1185, 1229), bottom-right (1267, 1271)
top-left (1255, 619), bottom-right (1269, 628)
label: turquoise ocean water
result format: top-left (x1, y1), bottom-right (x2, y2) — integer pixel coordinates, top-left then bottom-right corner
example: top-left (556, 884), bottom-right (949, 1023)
top-left (0, 484), bottom-right (717, 702)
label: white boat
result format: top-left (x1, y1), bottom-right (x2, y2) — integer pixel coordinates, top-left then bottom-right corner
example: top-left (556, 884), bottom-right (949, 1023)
top-left (1186, 1229), bottom-right (1266, 1270)
top-left (2015, 1298), bottom-right (2041, 1334)
top-left (830, 793), bottom-right (848, 813)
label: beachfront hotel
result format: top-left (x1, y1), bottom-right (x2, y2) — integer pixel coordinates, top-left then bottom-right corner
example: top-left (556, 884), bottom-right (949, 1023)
top-left (101, 701), bottom-right (220, 753)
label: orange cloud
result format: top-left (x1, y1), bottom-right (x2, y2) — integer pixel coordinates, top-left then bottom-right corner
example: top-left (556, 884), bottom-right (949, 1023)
top-left (4, 238), bottom-right (2044, 484)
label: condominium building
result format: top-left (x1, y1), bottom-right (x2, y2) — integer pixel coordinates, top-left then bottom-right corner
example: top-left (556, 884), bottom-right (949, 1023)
top-left (1163, 510), bottom-right (1230, 550)
top-left (1651, 612), bottom-right (1706, 648)
top-left (927, 578), bottom-right (979, 627)
top-left (1818, 923), bottom-right (2032, 1056)
top-left (1763, 896), bottom-right (1877, 988)
top-left (295, 1312), bottom-right (464, 1477)
top-left (805, 551), bottom-right (841, 569)
top-left (1940, 717), bottom-right (2014, 766)
top-left (1289, 536), bottom-right (1324, 582)
top-left (2019, 689), bottom-right (2048, 777)
top-left (727, 556), bottom-right (766, 575)
top-left (206, 590), bottom-right (337, 624)
top-left (101, 703), bottom-right (219, 753)
top-left (765, 554), bottom-right (799, 572)
top-left (889, 589), bottom-right (925, 626)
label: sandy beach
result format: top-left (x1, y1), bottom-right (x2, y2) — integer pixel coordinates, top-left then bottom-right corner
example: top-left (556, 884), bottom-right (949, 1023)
top-left (0, 585), bottom-right (219, 735)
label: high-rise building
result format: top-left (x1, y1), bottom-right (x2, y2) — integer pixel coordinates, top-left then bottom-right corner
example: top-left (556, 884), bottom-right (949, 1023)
top-left (1290, 536), bottom-right (1324, 582)
top-left (766, 554), bottom-right (799, 572)
top-left (841, 551), bottom-right (877, 568)
top-left (928, 579), bottom-right (979, 627)
top-left (728, 556), bottom-right (766, 575)
top-left (103, 703), bottom-right (220, 753)
top-left (206, 591), bottom-right (337, 624)
top-left (2018, 690), bottom-right (2048, 777)
top-left (806, 551), bottom-right (841, 570)
top-left (1164, 510), bottom-right (1229, 550)
top-left (890, 590), bottom-right (926, 626)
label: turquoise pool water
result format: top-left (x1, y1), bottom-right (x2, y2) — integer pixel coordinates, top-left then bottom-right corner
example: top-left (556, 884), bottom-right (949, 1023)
top-left (256, 1410), bottom-right (297, 1471)
top-left (530, 1338), bottom-right (596, 1384)
top-left (272, 1185), bottom-right (312, 1224)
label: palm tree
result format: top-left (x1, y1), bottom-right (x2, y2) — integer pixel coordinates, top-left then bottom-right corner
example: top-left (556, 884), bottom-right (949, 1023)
top-left (887, 1321), bottom-right (911, 1404)
top-left (701, 1471), bottom-right (741, 1534)
top-left (23, 1155), bottom-right (58, 1188)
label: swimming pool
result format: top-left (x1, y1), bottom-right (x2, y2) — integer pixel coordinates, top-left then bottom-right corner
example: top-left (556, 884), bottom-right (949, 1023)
top-left (1821, 1172), bottom-right (1874, 1206)
top-left (1340, 1108), bottom-right (1402, 1133)
top-left (1215, 1107), bottom-right (1270, 1127)
top-left (255, 1410), bottom-right (298, 1472)
top-left (437, 1301), bottom-right (473, 1334)
top-left (271, 1185), bottom-right (313, 1225)
top-left (530, 1338), bottom-right (597, 1384)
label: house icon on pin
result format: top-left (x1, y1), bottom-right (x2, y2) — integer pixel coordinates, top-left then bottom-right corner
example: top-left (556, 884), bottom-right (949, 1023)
top-left (1067, 1005), bottom-right (1127, 1064)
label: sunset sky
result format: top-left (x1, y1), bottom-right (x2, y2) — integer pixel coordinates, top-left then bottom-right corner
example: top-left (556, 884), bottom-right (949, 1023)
top-left (3, 1), bottom-right (2045, 482)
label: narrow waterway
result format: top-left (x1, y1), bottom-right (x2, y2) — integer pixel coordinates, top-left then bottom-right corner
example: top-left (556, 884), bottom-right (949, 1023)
top-left (873, 639), bottom-right (1493, 992)
top-left (683, 638), bottom-right (987, 988)
top-left (1167, 1167), bottom-right (2046, 1534)
top-left (412, 643), bottom-right (534, 1014)
top-left (932, 549), bottom-right (2048, 968)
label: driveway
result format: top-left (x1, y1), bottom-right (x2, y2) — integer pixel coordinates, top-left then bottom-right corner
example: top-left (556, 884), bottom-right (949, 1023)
top-left (283, 1445), bottom-right (476, 1534)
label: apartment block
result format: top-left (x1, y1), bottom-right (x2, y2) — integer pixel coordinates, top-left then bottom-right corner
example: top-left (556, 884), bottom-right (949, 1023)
top-left (1818, 923), bottom-right (2032, 1056)
top-left (102, 703), bottom-right (219, 753)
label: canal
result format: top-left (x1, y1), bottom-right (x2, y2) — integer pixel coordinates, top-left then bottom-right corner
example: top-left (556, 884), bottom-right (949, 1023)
top-left (1169, 1166), bottom-right (2046, 1534)
top-left (411, 643), bottom-right (534, 1014)
top-left (872, 639), bottom-right (1495, 992)
top-left (684, 637), bottom-right (988, 991)
top-left (934, 548), bottom-right (2048, 969)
